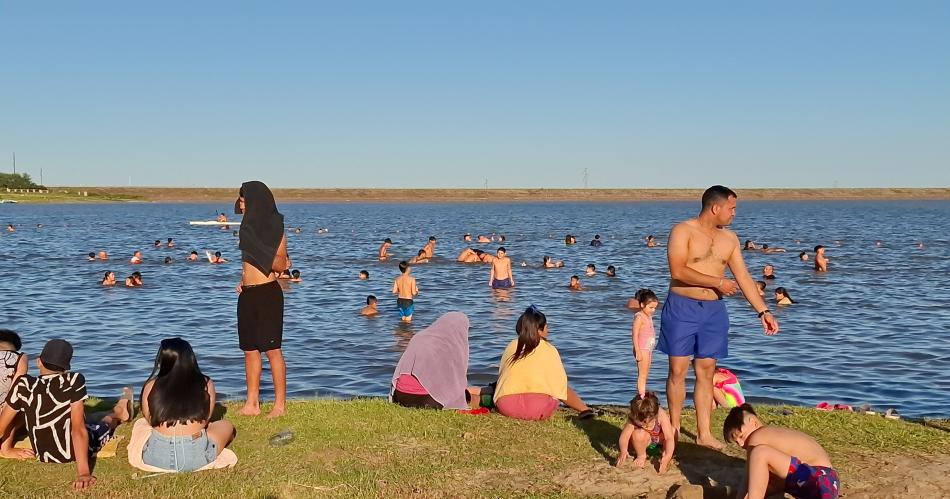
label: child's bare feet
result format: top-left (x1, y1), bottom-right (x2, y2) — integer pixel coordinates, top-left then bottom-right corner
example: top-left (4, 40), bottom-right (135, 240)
top-left (238, 403), bottom-right (261, 416)
top-left (0, 447), bottom-right (34, 459)
top-left (266, 405), bottom-right (286, 419)
top-left (633, 456), bottom-right (647, 468)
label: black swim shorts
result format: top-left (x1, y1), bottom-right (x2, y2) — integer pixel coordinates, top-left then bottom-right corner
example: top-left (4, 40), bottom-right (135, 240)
top-left (237, 280), bottom-right (284, 352)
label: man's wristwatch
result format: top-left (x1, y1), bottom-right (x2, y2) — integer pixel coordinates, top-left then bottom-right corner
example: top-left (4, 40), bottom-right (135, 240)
top-left (757, 309), bottom-right (772, 318)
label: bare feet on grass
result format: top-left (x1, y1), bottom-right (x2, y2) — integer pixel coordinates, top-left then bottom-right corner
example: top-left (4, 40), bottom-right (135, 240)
top-left (266, 405), bottom-right (286, 419)
top-left (239, 403), bottom-right (261, 416)
top-left (696, 435), bottom-right (724, 450)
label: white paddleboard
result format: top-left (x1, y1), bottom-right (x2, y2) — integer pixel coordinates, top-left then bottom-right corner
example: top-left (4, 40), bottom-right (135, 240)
top-left (189, 221), bottom-right (240, 226)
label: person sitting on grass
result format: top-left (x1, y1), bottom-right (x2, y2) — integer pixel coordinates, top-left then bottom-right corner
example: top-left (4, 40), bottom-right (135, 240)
top-left (390, 312), bottom-right (480, 410)
top-left (0, 339), bottom-right (132, 490)
top-left (0, 329), bottom-right (28, 459)
top-left (138, 338), bottom-right (236, 472)
top-left (616, 392), bottom-right (675, 473)
top-left (360, 295), bottom-right (379, 316)
top-left (724, 403), bottom-right (839, 499)
top-left (493, 305), bottom-right (595, 421)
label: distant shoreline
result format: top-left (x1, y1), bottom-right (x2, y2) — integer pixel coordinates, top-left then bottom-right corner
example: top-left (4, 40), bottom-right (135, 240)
top-left (3, 187), bottom-right (949, 204)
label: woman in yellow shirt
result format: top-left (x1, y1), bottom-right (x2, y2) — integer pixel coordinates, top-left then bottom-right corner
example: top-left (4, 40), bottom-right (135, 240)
top-left (493, 305), bottom-right (596, 421)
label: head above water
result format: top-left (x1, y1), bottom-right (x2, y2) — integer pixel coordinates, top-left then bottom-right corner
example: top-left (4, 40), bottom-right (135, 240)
top-left (291, 269), bottom-right (300, 278)
top-left (366, 294), bottom-right (377, 305)
top-left (799, 251), bottom-right (808, 260)
top-left (511, 305), bottom-right (548, 364)
top-left (384, 238), bottom-right (392, 244)
top-left (606, 265), bottom-right (616, 276)
top-left (497, 247), bottom-right (506, 255)
top-left (359, 270), bottom-right (369, 279)
top-left (399, 261), bottom-right (409, 273)
top-left (164, 256), bottom-right (173, 264)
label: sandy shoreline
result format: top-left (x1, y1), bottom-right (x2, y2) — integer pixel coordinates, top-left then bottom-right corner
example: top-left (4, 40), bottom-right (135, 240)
top-left (12, 186), bottom-right (949, 203)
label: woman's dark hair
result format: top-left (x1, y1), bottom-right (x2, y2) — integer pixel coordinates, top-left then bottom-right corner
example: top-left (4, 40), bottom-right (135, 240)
top-left (628, 392), bottom-right (659, 424)
top-left (775, 287), bottom-right (795, 303)
top-left (510, 306), bottom-right (547, 364)
top-left (143, 338), bottom-right (211, 428)
top-left (565, 234), bottom-right (573, 244)
top-left (543, 256), bottom-right (551, 264)
top-left (635, 289), bottom-right (658, 306)
top-left (798, 251), bottom-right (807, 259)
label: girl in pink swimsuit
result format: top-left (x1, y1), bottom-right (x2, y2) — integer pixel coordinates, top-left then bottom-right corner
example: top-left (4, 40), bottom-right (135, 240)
top-left (632, 289), bottom-right (659, 397)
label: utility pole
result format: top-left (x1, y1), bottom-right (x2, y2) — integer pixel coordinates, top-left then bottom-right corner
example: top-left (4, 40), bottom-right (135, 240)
top-left (40, 168), bottom-right (43, 186)
top-left (583, 168), bottom-right (589, 189)
top-left (484, 178), bottom-right (488, 190)
top-left (12, 152), bottom-right (15, 174)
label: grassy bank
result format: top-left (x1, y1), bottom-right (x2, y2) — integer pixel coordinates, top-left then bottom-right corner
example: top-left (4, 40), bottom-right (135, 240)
top-left (1, 398), bottom-right (948, 498)
top-left (10, 186), bottom-right (950, 204)
top-left (0, 189), bottom-right (141, 204)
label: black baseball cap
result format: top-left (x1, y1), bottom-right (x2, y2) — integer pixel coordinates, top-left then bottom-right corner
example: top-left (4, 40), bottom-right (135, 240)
top-left (40, 339), bottom-right (73, 371)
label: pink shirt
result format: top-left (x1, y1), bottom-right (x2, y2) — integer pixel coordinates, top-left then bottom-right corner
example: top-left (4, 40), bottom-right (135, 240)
top-left (635, 311), bottom-right (656, 351)
top-left (394, 374), bottom-right (428, 396)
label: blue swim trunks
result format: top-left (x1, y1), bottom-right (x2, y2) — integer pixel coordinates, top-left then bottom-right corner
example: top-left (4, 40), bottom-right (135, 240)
top-left (658, 291), bottom-right (729, 359)
top-left (397, 298), bottom-right (414, 318)
top-left (491, 278), bottom-right (512, 289)
top-left (785, 456), bottom-right (840, 499)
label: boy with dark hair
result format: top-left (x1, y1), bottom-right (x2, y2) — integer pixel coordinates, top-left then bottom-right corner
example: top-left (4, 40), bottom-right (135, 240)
top-left (814, 245), bottom-right (828, 272)
top-left (359, 270), bottom-right (369, 280)
top-left (0, 329), bottom-right (27, 458)
top-left (392, 262), bottom-right (419, 323)
top-left (0, 339), bottom-right (132, 489)
top-left (378, 238), bottom-right (393, 261)
top-left (361, 295), bottom-right (379, 316)
top-left (724, 404), bottom-right (839, 499)
top-left (489, 247), bottom-right (514, 288)
top-left (422, 236), bottom-right (437, 258)
top-left (409, 249), bottom-right (429, 265)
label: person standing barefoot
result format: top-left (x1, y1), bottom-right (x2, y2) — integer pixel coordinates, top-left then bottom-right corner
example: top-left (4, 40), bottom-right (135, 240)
top-left (234, 181), bottom-right (291, 418)
top-left (659, 185), bottom-right (778, 450)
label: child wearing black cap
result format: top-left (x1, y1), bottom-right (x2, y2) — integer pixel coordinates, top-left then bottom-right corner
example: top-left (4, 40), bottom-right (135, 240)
top-left (0, 339), bottom-right (132, 490)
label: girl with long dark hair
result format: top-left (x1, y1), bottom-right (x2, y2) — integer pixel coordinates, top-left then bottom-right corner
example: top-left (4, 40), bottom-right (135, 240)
top-left (492, 305), bottom-right (595, 421)
top-left (139, 338), bottom-right (235, 472)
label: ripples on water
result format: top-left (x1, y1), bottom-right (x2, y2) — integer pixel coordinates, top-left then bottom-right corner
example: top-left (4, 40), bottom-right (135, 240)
top-left (1, 201), bottom-right (948, 417)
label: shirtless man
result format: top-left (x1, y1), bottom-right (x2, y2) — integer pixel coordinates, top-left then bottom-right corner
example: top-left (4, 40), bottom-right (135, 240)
top-left (659, 185), bottom-right (778, 450)
top-left (568, 275), bottom-right (583, 291)
top-left (188, 251), bottom-right (199, 261)
top-left (477, 234), bottom-right (491, 243)
top-left (457, 248), bottom-right (480, 263)
top-left (130, 251), bottom-right (143, 264)
top-left (97, 250), bottom-right (109, 260)
top-left (409, 249), bottom-right (429, 264)
top-left (814, 245), bottom-right (828, 272)
top-left (378, 238), bottom-right (392, 261)
top-left (234, 181), bottom-right (291, 418)
top-left (760, 244), bottom-right (786, 254)
top-left (422, 236), bottom-right (437, 258)
top-left (392, 262), bottom-right (419, 323)
top-left (489, 247), bottom-right (514, 288)
top-left (360, 295), bottom-right (379, 316)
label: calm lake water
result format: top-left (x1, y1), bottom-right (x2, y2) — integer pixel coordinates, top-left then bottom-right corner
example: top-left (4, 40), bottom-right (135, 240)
top-left (1, 201), bottom-right (948, 418)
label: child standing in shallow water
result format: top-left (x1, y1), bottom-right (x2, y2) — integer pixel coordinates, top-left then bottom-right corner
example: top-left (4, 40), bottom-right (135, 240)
top-left (631, 289), bottom-right (659, 397)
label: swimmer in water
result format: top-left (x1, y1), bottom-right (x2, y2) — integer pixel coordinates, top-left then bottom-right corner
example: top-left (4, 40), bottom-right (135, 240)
top-left (211, 251), bottom-right (228, 264)
top-left (569, 275), bottom-right (583, 291)
top-left (585, 264), bottom-right (596, 277)
top-left (743, 240), bottom-right (757, 250)
top-left (290, 270), bottom-right (301, 282)
top-left (565, 234), bottom-right (576, 245)
top-left (590, 235), bottom-right (603, 247)
top-left (98, 250), bottom-right (108, 260)
top-left (409, 249), bottom-right (430, 265)
top-left (359, 270), bottom-right (369, 280)
top-left (760, 244), bottom-right (787, 254)
top-left (457, 248), bottom-right (480, 263)
top-left (606, 265), bottom-right (617, 277)
top-left (293, 227), bottom-right (302, 234)
top-left (542, 256), bottom-right (564, 268)
top-left (163, 256), bottom-right (173, 264)
top-left (762, 264), bottom-right (776, 280)
top-left (378, 238), bottom-right (392, 261)
top-left (476, 249), bottom-right (494, 264)
top-left (360, 295), bottom-right (379, 316)
top-left (6, 224), bottom-right (15, 232)
top-left (422, 236), bottom-right (437, 258)
top-left (646, 235), bottom-right (658, 247)
top-left (87, 252), bottom-right (96, 261)
top-left (477, 234), bottom-right (491, 243)
top-left (153, 240), bottom-right (162, 248)
top-left (188, 251), bottom-right (199, 261)
top-left (101, 271), bottom-right (116, 286)
top-left (814, 245), bottom-right (828, 272)
top-left (798, 251), bottom-right (808, 261)
top-left (167, 238), bottom-right (175, 248)
top-left (125, 271), bottom-right (143, 287)
top-left (775, 287), bottom-right (794, 305)
top-left (130, 251), bottom-right (143, 264)
top-left (463, 233), bottom-right (472, 242)
top-left (756, 280), bottom-right (767, 298)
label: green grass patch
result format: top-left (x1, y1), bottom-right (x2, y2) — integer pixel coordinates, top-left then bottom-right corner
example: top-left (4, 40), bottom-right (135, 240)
top-left (0, 399), bottom-right (947, 498)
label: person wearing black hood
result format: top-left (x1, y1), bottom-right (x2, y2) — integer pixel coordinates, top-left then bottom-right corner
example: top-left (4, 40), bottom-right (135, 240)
top-left (234, 181), bottom-right (291, 418)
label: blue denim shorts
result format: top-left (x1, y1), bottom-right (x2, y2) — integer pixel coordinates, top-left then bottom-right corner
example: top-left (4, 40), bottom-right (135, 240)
top-left (658, 292), bottom-right (730, 359)
top-left (142, 430), bottom-right (218, 472)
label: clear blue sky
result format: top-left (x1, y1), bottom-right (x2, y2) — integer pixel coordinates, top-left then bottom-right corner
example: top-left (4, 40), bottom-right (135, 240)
top-left (1, 2), bottom-right (948, 188)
